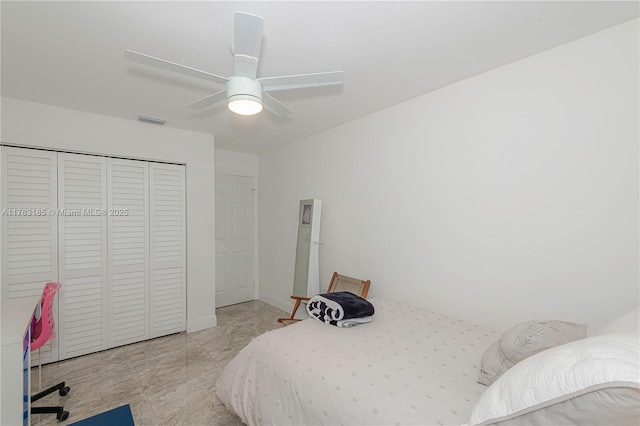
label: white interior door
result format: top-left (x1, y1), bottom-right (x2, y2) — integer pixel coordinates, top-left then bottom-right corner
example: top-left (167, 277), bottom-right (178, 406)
top-left (149, 163), bottom-right (186, 337)
top-left (1, 146), bottom-right (59, 363)
top-left (107, 158), bottom-right (149, 347)
top-left (215, 174), bottom-right (255, 308)
top-left (57, 153), bottom-right (108, 359)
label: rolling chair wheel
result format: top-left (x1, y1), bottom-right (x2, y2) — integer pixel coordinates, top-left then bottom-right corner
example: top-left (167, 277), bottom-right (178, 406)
top-left (57, 410), bottom-right (69, 421)
top-left (59, 386), bottom-right (70, 397)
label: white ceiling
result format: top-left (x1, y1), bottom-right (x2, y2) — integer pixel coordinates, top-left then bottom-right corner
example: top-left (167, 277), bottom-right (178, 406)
top-left (2, 1), bottom-right (638, 154)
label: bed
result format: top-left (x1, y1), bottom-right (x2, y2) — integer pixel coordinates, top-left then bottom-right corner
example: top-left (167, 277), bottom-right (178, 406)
top-left (217, 298), bottom-right (640, 426)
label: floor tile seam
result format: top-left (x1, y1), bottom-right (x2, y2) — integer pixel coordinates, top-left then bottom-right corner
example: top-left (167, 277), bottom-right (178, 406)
top-left (128, 351), bottom-right (162, 426)
top-left (191, 325), bottom-right (228, 362)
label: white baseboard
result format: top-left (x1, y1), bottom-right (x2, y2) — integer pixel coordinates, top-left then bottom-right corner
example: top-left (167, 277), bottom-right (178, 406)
top-left (186, 314), bottom-right (217, 333)
top-left (260, 293), bottom-right (291, 313)
top-left (260, 293), bottom-right (309, 319)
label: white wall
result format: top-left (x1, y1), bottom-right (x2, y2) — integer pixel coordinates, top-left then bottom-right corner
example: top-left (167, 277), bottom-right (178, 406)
top-left (1, 98), bottom-right (217, 332)
top-left (215, 149), bottom-right (258, 177)
top-left (214, 149), bottom-right (260, 299)
top-left (259, 19), bottom-right (639, 330)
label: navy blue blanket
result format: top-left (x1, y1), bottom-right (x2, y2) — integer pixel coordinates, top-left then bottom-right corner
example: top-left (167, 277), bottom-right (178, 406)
top-left (306, 291), bottom-right (374, 327)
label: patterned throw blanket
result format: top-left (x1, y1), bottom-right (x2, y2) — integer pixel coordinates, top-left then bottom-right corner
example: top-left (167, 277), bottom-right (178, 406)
top-left (306, 291), bottom-right (374, 327)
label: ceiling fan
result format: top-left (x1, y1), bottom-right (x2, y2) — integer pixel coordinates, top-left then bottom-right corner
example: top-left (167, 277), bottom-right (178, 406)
top-left (125, 11), bottom-right (343, 117)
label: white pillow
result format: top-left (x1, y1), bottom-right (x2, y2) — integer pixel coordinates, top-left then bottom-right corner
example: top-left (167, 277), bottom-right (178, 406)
top-left (469, 333), bottom-right (640, 426)
top-left (477, 320), bottom-right (587, 386)
top-left (591, 306), bottom-right (639, 336)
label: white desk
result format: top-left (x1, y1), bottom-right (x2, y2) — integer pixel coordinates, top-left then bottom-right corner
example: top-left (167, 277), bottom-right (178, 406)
top-left (1, 296), bottom-right (40, 426)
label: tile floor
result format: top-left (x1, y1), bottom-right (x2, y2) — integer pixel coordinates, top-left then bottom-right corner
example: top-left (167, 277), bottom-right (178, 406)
top-left (30, 300), bottom-right (287, 426)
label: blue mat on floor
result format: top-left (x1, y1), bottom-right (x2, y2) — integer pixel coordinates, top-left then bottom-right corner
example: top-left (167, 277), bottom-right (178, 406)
top-left (69, 404), bottom-right (134, 426)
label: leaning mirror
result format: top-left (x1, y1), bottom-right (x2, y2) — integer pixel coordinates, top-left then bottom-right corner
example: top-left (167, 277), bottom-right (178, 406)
top-left (292, 199), bottom-right (322, 298)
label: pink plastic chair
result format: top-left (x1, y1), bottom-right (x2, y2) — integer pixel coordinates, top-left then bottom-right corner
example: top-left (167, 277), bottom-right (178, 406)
top-left (30, 282), bottom-right (70, 421)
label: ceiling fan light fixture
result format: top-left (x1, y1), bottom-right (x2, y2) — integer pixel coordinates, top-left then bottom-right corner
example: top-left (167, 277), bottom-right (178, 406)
top-left (228, 95), bottom-right (263, 115)
top-left (227, 76), bottom-right (263, 116)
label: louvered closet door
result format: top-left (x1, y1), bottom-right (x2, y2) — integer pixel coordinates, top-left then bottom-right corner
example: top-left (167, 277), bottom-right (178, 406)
top-left (107, 158), bottom-right (149, 347)
top-left (57, 153), bottom-right (108, 359)
top-left (1, 146), bottom-right (59, 363)
top-left (149, 163), bottom-right (186, 337)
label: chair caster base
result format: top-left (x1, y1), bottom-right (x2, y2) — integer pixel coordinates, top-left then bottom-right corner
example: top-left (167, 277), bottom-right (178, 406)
top-left (57, 410), bottom-right (69, 421)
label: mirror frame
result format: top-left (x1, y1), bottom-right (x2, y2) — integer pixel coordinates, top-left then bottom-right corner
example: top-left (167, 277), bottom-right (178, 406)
top-left (292, 199), bottom-right (322, 297)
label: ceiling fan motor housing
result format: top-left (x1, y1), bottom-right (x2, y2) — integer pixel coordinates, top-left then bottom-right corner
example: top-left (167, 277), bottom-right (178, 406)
top-left (227, 76), bottom-right (263, 115)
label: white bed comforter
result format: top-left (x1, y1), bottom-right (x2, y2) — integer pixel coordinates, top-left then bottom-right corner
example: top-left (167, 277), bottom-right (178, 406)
top-left (216, 299), bottom-right (497, 426)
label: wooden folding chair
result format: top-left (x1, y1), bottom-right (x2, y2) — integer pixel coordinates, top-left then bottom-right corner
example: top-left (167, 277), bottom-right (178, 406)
top-left (277, 272), bottom-right (371, 325)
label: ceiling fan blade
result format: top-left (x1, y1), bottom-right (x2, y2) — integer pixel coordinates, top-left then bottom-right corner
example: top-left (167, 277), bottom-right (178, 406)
top-left (186, 89), bottom-right (228, 109)
top-left (262, 93), bottom-right (292, 117)
top-left (259, 71), bottom-right (343, 92)
top-left (125, 50), bottom-right (229, 85)
top-left (233, 12), bottom-right (264, 78)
